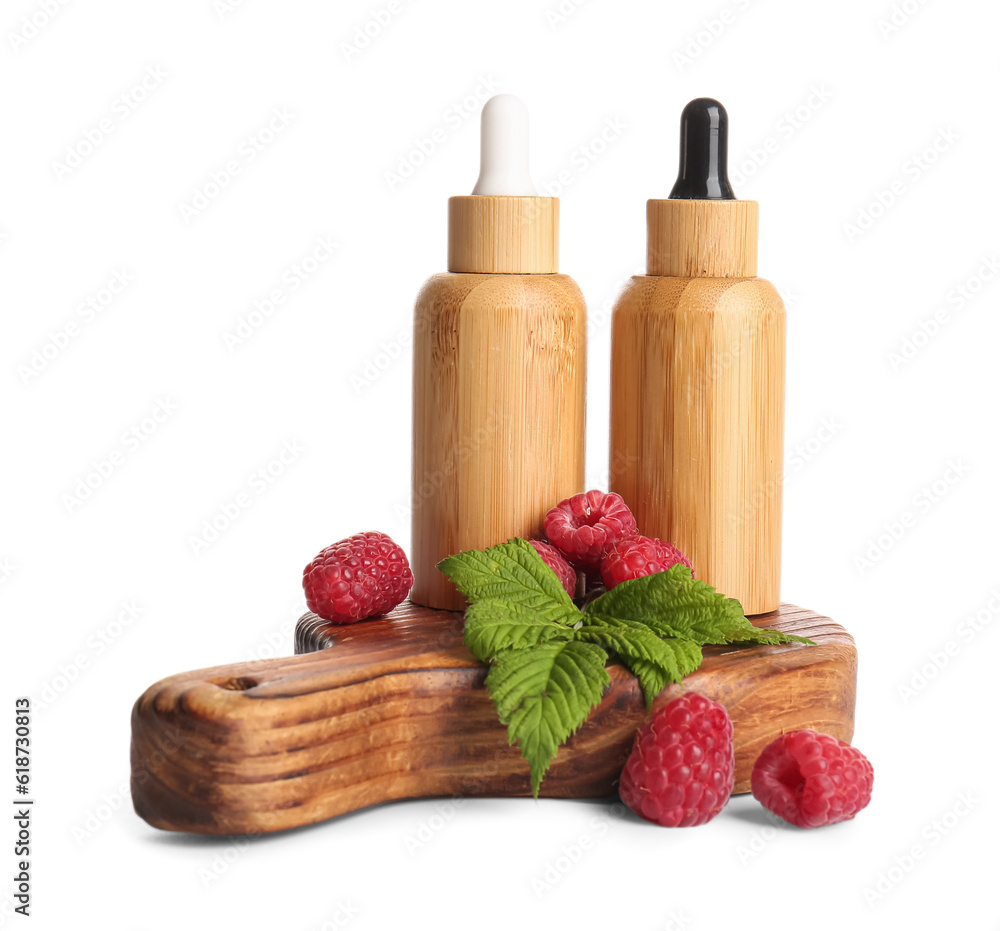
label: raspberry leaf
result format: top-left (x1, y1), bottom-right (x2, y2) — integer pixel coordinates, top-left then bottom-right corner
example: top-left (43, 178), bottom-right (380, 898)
top-left (438, 538), bottom-right (577, 611)
top-left (485, 640), bottom-right (610, 796)
top-left (463, 599), bottom-right (578, 663)
top-left (628, 659), bottom-right (676, 709)
top-left (585, 565), bottom-right (814, 646)
top-left (441, 542), bottom-right (813, 795)
top-left (572, 617), bottom-right (703, 706)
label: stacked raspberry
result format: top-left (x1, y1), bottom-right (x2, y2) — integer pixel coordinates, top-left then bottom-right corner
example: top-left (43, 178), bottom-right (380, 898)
top-left (528, 540), bottom-right (578, 596)
top-left (529, 489), bottom-right (692, 594)
top-left (542, 489), bottom-right (638, 574)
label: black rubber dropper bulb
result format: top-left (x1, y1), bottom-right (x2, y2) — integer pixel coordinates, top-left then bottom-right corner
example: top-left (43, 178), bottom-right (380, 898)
top-left (668, 97), bottom-right (735, 200)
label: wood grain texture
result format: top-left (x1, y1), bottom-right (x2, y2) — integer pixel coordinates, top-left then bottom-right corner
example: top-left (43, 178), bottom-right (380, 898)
top-left (646, 199), bottom-right (758, 277)
top-left (448, 195), bottom-right (558, 274)
top-left (130, 601), bottom-right (855, 835)
top-left (609, 275), bottom-right (785, 615)
top-left (411, 272), bottom-right (586, 610)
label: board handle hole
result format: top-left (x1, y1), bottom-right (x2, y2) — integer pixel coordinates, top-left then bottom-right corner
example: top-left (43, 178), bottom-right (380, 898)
top-left (212, 676), bottom-right (259, 691)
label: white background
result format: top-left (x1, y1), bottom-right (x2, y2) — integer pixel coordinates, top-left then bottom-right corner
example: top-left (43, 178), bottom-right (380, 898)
top-left (3, 0), bottom-right (999, 928)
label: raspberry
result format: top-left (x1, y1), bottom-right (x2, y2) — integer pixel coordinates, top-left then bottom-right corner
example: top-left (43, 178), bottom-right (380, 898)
top-left (751, 729), bottom-right (873, 828)
top-left (302, 531), bottom-right (413, 624)
top-left (601, 534), bottom-right (692, 590)
top-left (543, 490), bottom-right (637, 571)
top-left (529, 540), bottom-right (577, 596)
top-left (619, 693), bottom-right (734, 827)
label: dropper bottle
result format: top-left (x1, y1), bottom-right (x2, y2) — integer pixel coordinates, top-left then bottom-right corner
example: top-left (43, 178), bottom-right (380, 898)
top-left (609, 98), bottom-right (785, 615)
top-left (410, 95), bottom-right (587, 611)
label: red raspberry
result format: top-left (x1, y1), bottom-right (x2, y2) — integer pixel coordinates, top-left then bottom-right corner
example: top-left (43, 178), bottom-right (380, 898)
top-left (543, 490), bottom-right (637, 571)
top-left (302, 531), bottom-right (413, 624)
top-left (751, 729), bottom-right (873, 828)
top-left (529, 540), bottom-right (577, 597)
top-left (619, 692), bottom-right (734, 827)
top-left (601, 534), bottom-right (692, 589)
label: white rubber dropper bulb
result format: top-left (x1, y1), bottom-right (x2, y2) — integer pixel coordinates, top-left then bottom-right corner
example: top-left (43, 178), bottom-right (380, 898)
top-left (471, 94), bottom-right (537, 196)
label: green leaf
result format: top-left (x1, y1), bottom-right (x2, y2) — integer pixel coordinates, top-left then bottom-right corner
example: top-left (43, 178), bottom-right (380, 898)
top-left (463, 598), bottom-right (578, 663)
top-left (442, 539), bottom-right (584, 664)
top-left (627, 659), bottom-right (674, 709)
top-left (438, 538), bottom-right (577, 611)
top-left (485, 640), bottom-right (610, 796)
top-left (441, 540), bottom-right (813, 797)
top-left (728, 626), bottom-right (815, 646)
top-left (572, 616), bottom-right (703, 706)
top-left (585, 565), bottom-right (814, 647)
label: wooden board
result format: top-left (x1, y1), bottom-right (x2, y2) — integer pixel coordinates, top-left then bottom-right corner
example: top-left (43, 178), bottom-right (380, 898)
top-left (130, 602), bottom-right (856, 835)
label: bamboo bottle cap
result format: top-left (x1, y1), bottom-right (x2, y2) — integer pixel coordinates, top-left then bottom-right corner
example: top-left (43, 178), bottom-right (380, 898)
top-left (448, 195), bottom-right (558, 274)
top-left (447, 95), bottom-right (558, 275)
top-left (646, 199), bottom-right (757, 277)
top-left (647, 97), bottom-right (757, 278)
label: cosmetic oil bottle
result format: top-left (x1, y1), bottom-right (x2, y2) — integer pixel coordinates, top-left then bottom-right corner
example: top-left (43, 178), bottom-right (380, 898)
top-left (410, 95), bottom-right (587, 610)
top-left (609, 98), bottom-right (785, 615)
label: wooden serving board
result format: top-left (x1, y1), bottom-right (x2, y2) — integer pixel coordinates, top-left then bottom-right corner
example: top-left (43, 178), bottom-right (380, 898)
top-left (130, 602), bottom-right (856, 835)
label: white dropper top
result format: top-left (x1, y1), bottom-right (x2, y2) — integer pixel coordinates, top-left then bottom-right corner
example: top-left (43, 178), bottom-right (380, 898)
top-left (471, 94), bottom-right (537, 196)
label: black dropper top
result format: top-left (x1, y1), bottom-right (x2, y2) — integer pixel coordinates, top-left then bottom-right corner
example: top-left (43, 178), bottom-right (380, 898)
top-left (669, 97), bottom-right (735, 200)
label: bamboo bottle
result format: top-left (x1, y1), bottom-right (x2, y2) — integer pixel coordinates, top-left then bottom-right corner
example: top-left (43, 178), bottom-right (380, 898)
top-left (411, 95), bottom-right (586, 610)
top-left (609, 98), bottom-right (785, 615)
